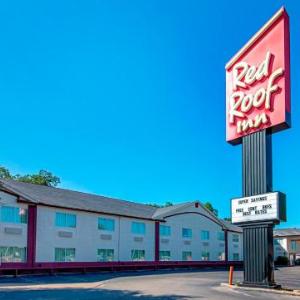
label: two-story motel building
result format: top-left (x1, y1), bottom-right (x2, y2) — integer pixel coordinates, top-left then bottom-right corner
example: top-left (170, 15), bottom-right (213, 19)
top-left (0, 179), bottom-right (242, 274)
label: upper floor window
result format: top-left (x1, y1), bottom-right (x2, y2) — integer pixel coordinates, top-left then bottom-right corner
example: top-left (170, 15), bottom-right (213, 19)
top-left (217, 232), bottom-right (225, 241)
top-left (160, 225), bottom-right (171, 236)
top-left (98, 218), bottom-right (115, 231)
top-left (131, 222), bottom-right (145, 235)
top-left (232, 234), bottom-right (239, 242)
top-left (182, 228), bottom-right (192, 238)
top-left (0, 206), bottom-right (27, 224)
top-left (201, 230), bottom-right (210, 240)
top-left (55, 212), bottom-right (76, 228)
top-left (274, 238), bottom-right (280, 246)
top-left (291, 240), bottom-right (297, 251)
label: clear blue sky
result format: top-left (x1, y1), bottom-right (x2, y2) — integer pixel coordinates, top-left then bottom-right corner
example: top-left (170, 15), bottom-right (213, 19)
top-left (0, 0), bottom-right (299, 227)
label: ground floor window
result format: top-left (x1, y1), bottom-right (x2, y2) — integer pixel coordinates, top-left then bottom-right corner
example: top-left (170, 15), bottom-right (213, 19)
top-left (97, 249), bottom-right (114, 262)
top-left (131, 249), bottom-right (145, 261)
top-left (55, 248), bottom-right (75, 262)
top-left (233, 253), bottom-right (239, 261)
top-left (0, 246), bottom-right (27, 263)
top-left (201, 251), bottom-right (210, 261)
top-left (218, 251), bottom-right (225, 261)
top-left (182, 251), bottom-right (192, 261)
top-left (159, 251), bottom-right (171, 261)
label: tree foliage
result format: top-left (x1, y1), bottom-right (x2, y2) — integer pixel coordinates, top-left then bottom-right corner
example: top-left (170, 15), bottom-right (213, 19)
top-left (148, 201), bottom-right (174, 208)
top-left (0, 166), bottom-right (60, 187)
top-left (203, 201), bottom-right (218, 216)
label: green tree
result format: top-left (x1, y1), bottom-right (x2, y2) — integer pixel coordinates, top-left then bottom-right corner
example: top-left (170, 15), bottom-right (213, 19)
top-left (203, 201), bottom-right (218, 216)
top-left (223, 217), bottom-right (232, 222)
top-left (0, 166), bottom-right (13, 179)
top-left (148, 201), bottom-right (174, 208)
top-left (0, 166), bottom-right (60, 187)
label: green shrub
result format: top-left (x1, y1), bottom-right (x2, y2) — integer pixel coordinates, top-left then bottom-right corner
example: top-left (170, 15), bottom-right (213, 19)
top-left (275, 256), bottom-right (289, 266)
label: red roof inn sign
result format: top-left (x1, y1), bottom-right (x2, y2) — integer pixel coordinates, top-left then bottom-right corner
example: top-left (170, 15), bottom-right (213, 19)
top-left (226, 8), bottom-right (290, 145)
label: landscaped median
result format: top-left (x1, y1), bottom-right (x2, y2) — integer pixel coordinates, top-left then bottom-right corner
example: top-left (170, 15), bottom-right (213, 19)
top-left (221, 282), bottom-right (300, 297)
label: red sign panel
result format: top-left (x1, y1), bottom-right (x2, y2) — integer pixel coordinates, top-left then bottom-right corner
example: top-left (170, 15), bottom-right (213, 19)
top-left (226, 8), bottom-right (290, 144)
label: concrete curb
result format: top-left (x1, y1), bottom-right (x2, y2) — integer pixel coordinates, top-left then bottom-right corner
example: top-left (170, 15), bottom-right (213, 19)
top-left (221, 283), bottom-right (300, 297)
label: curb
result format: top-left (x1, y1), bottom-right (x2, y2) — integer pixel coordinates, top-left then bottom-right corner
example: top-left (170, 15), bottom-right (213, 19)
top-left (221, 283), bottom-right (300, 297)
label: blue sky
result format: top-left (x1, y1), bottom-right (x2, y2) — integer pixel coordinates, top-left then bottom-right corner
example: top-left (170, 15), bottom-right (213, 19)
top-left (0, 0), bottom-right (299, 227)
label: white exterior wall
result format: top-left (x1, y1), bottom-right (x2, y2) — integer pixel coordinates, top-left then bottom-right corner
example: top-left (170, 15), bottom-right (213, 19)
top-left (158, 203), bottom-right (242, 261)
top-left (274, 237), bottom-right (288, 259)
top-left (0, 191), bottom-right (28, 249)
top-left (228, 231), bottom-right (243, 261)
top-left (119, 217), bottom-right (155, 261)
top-left (36, 206), bottom-right (155, 262)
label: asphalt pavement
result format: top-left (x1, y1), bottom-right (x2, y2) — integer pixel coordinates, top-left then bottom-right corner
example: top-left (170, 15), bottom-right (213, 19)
top-left (0, 267), bottom-right (299, 300)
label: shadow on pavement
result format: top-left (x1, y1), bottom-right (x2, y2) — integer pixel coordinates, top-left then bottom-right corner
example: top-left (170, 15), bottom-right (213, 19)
top-left (0, 287), bottom-right (196, 300)
top-left (0, 268), bottom-right (237, 287)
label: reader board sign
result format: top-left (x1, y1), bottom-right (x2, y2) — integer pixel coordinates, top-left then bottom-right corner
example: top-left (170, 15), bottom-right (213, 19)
top-left (231, 192), bottom-right (286, 224)
top-left (226, 8), bottom-right (290, 145)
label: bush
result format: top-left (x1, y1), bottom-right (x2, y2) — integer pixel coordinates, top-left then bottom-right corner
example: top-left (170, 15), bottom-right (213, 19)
top-left (275, 256), bottom-right (289, 266)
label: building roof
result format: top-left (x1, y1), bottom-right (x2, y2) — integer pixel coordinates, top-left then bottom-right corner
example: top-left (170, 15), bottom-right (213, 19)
top-left (0, 179), bottom-right (242, 232)
top-left (0, 179), bottom-right (159, 221)
top-left (220, 220), bottom-right (243, 233)
top-left (274, 228), bottom-right (300, 237)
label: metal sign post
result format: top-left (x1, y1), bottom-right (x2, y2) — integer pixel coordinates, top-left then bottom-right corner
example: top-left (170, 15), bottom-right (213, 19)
top-left (225, 8), bottom-right (290, 287)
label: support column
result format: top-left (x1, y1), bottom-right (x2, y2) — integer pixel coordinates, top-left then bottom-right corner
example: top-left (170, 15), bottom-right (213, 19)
top-left (225, 230), bottom-right (229, 262)
top-left (154, 221), bottom-right (160, 262)
top-left (241, 130), bottom-right (275, 287)
top-left (27, 205), bottom-right (37, 267)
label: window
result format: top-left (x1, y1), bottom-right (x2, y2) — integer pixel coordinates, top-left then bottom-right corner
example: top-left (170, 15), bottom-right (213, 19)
top-left (131, 222), bottom-right (145, 235)
top-left (160, 225), bottom-right (171, 236)
top-left (218, 252), bottom-right (225, 261)
top-left (97, 249), bottom-right (114, 262)
top-left (0, 246), bottom-right (27, 262)
top-left (201, 251), bottom-right (210, 261)
top-left (182, 251), bottom-right (192, 261)
top-left (201, 230), bottom-right (210, 240)
top-left (217, 232), bottom-right (225, 241)
top-left (55, 248), bottom-right (75, 262)
top-left (1, 206), bottom-right (28, 224)
top-left (233, 253), bottom-right (240, 261)
top-left (291, 240), bottom-right (297, 251)
top-left (131, 249), bottom-right (145, 261)
top-left (274, 238), bottom-right (280, 246)
top-left (159, 251), bottom-right (171, 261)
top-left (232, 234), bottom-right (239, 242)
top-left (55, 212), bottom-right (76, 228)
top-left (182, 228), bottom-right (192, 238)
top-left (98, 218), bottom-right (115, 231)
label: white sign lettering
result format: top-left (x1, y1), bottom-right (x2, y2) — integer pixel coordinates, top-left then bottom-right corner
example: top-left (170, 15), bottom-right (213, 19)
top-left (231, 192), bottom-right (280, 223)
top-left (228, 52), bottom-right (284, 134)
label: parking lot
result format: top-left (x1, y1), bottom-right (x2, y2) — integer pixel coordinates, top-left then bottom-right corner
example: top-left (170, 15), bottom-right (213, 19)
top-left (0, 267), bottom-right (299, 300)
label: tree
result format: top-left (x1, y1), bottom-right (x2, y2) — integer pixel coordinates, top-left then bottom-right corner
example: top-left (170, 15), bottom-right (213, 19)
top-left (0, 166), bottom-right (13, 179)
top-left (203, 201), bottom-right (218, 216)
top-left (0, 166), bottom-right (60, 187)
top-left (148, 201), bottom-right (174, 208)
top-left (223, 217), bottom-right (232, 222)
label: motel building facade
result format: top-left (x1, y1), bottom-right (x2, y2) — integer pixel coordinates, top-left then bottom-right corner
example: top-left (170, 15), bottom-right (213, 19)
top-left (274, 228), bottom-right (300, 266)
top-left (0, 179), bottom-right (243, 274)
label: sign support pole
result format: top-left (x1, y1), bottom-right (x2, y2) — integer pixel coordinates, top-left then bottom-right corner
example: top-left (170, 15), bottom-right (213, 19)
top-left (241, 129), bottom-right (276, 287)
